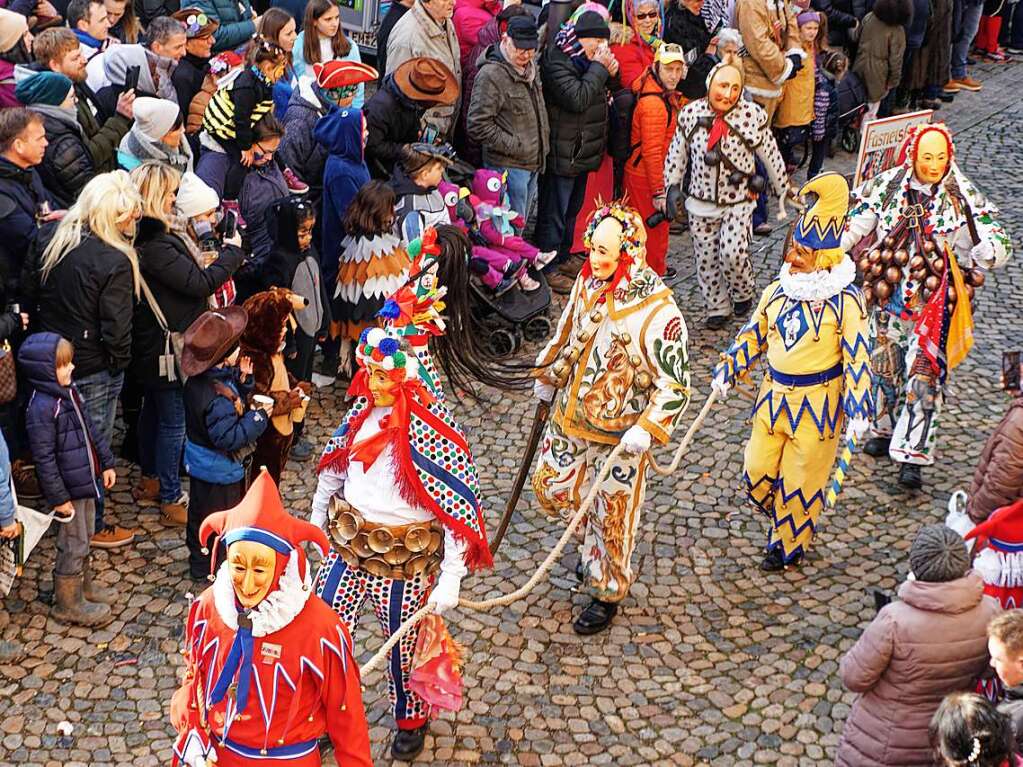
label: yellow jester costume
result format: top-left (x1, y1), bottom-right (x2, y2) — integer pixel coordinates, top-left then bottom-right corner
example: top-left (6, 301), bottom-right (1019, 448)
top-left (713, 173), bottom-right (873, 569)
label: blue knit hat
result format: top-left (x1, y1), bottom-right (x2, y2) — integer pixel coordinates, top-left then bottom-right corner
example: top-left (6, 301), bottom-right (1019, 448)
top-left (15, 71), bottom-right (74, 107)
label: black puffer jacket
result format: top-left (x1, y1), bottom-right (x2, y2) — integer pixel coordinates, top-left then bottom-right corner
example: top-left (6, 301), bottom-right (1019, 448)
top-left (132, 216), bottom-right (244, 388)
top-left (364, 75), bottom-right (425, 179)
top-left (540, 45), bottom-right (614, 177)
top-left (35, 235), bottom-right (136, 379)
top-left (33, 108), bottom-right (94, 209)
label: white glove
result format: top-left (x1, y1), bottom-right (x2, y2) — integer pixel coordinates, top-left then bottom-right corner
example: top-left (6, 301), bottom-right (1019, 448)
top-left (309, 508), bottom-right (326, 530)
top-left (180, 730), bottom-right (215, 767)
top-left (970, 240), bottom-right (996, 269)
top-left (711, 370), bottom-right (731, 400)
top-left (848, 417), bottom-right (871, 440)
top-left (427, 572), bottom-right (461, 616)
top-left (620, 424), bottom-right (651, 454)
top-left (533, 379), bottom-right (556, 403)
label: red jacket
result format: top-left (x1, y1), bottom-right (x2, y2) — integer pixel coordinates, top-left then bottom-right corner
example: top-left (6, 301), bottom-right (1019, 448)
top-left (611, 31), bottom-right (656, 91)
top-left (453, 0), bottom-right (500, 70)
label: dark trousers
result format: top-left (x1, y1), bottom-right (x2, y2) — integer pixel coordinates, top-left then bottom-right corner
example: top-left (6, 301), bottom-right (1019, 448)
top-left (186, 477), bottom-right (243, 578)
top-left (808, 140), bottom-right (827, 178)
top-left (535, 171), bottom-right (590, 265)
top-left (752, 157), bottom-right (769, 228)
top-left (286, 330), bottom-right (315, 439)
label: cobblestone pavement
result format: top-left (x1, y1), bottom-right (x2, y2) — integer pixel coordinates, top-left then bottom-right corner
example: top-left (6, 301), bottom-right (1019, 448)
top-left (2, 64), bottom-right (1022, 767)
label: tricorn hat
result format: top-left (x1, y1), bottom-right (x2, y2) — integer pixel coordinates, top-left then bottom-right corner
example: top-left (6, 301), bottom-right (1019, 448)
top-left (180, 307), bottom-right (248, 378)
top-left (314, 59), bottom-right (378, 90)
top-left (393, 57), bottom-right (458, 106)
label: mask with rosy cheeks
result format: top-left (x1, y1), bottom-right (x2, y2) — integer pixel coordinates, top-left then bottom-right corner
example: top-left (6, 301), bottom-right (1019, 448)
top-left (913, 130), bottom-right (951, 185)
top-left (228, 540), bottom-right (278, 608)
top-left (784, 242), bottom-right (817, 273)
top-left (588, 217), bottom-right (625, 280)
top-left (366, 363), bottom-right (401, 406)
top-left (707, 65), bottom-right (742, 113)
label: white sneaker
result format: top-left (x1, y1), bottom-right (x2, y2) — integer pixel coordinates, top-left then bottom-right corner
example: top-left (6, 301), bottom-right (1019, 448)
top-left (519, 273), bottom-right (541, 291)
top-left (534, 250), bottom-right (558, 269)
top-left (311, 372), bottom-right (336, 388)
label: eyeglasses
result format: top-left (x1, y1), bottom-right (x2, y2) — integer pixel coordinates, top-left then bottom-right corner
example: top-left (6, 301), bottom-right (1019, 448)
top-left (252, 142), bottom-right (275, 160)
top-left (634, 10), bottom-right (659, 19)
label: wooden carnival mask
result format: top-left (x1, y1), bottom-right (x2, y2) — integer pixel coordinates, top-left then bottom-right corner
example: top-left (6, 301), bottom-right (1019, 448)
top-left (913, 130), bottom-right (951, 185)
top-left (227, 540), bottom-right (278, 609)
top-left (365, 362), bottom-right (401, 407)
top-left (707, 64), bottom-right (742, 114)
top-left (588, 217), bottom-right (626, 281)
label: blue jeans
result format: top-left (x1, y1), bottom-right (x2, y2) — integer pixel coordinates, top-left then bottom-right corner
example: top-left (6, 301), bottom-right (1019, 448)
top-left (75, 369), bottom-right (124, 529)
top-left (952, 0), bottom-right (985, 77)
top-left (487, 165), bottom-right (539, 230)
top-left (138, 385), bottom-right (185, 503)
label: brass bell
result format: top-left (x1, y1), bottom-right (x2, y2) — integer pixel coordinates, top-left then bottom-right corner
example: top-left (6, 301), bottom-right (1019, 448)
top-left (635, 371), bottom-right (652, 389)
top-left (335, 510), bottom-right (360, 542)
top-left (404, 526), bottom-right (431, 553)
top-left (577, 330), bottom-right (592, 344)
top-left (562, 347), bottom-right (580, 364)
top-left (367, 527), bottom-right (395, 554)
top-left (383, 544), bottom-right (411, 566)
top-left (351, 533), bottom-right (374, 559)
top-left (628, 355), bottom-right (642, 368)
top-left (404, 555), bottom-right (431, 578)
top-left (589, 309), bottom-right (604, 323)
top-left (338, 545), bottom-right (361, 570)
top-left (428, 529), bottom-right (443, 554)
top-left (362, 557), bottom-right (393, 578)
top-left (620, 333), bottom-right (632, 345)
top-left (551, 359), bottom-right (570, 381)
top-left (328, 495), bottom-right (354, 522)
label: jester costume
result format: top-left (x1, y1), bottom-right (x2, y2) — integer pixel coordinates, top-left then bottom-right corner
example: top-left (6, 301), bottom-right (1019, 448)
top-left (842, 123), bottom-right (1011, 477)
top-left (715, 174), bottom-right (873, 569)
top-left (170, 472), bottom-right (372, 767)
top-left (532, 202), bottom-right (691, 625)
top-left (311, 327), bottom-right (490, 755)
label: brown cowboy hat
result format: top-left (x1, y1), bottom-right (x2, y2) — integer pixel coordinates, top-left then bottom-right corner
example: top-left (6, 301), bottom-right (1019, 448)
top-left (393, 57), bottom-right (458, 107)
top-left (180, 306), bottom-right (248, 378)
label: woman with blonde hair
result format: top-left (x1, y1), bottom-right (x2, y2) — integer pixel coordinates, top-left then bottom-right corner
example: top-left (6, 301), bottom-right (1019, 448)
top-left (127, 162), bottom-right (244, 524)
top-left (31, 170), bottom-right (143, 550)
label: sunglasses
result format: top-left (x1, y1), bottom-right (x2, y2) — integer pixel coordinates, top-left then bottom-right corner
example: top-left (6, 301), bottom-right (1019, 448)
top-left (634, 10), bottom-right (659, 19)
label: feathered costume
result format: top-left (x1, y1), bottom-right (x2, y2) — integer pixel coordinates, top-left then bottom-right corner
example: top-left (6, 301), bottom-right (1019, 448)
top-left (334, 232), bottom-right (411, 343)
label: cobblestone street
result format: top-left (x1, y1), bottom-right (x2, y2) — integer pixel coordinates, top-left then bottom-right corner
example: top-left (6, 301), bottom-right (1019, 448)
top-left (2, 63), bottom-right (1023, 767)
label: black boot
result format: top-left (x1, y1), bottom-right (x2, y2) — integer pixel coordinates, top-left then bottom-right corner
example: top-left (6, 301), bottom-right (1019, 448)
top-left (761, 548), bottom-right (803, 572)
top-left (899, 462), bottom-right (923, 490)
top-left (391, 723), bottom-right (428, 761)
top-left (574, 559), bottom-right (584, 582)
top-left (733, 298), bottom-right (753, 316)
top-left (863, 437), bottom-right (890, 458)
top-left (573, 599), bottom-right (618, 635)
top-left (705, 314), bottom-right (730, 330)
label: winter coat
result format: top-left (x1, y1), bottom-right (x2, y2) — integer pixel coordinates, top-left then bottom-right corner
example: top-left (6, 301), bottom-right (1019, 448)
top-left (540, 44), bottom-right (614, 177)
top-left (610, 26), bottom-right (656, 91)
top-left (390, 165), bottom-right (449, 243)
top-left (0, 158), bottom-right (54, 298)
top-left (136, 0), bottom-right (181, 27)
top-left (132, 216), bottom-right (243, 388)
top-left (239, 162), bottom-right (289, 272)
top-left (458, 14), bottom-right (500, 165)
top-left (811, 59), bottom-right (840, 142)
top-left (812, 0), bottom-right (863, 48)
top-left (75, 81), bottom-right (132, 173)
top-left (375, 1), bottom-right (411, 84)
top-left (184, 365), bottom-right (267, 484)
top-left (906, 0), bottom-right (950, 90)
top-left (202, 67), bottom-right (275, 152)
top-left (192, 0), bottom-right (257, 53)
top-left (264, 202), bottom-right (331, 337)
top-left (316, 107), bottom-right (370, 286)
top-left (467, 44), bottom-right (550, 173)
top-left (835, 573), bottom-right (1001, 767)
top-left (853, 12), bottom-right (906, 102)
top-left (363, 75), bottom-right (424, 179)
top-left (968, 396), bottom-right (1023, 524)
top-left (999, 684), bottom-right (1023, 755)
top-left (34, 235), bottom-right (135, 379)
top-left (172, 53), bottom-right (209, 122)
top-left (453, 0), bottom-right (499, 70)
top-left (278, 78), bottom-right (329, 197)
top-left (664, 2), bottom-right (717, 99)
top-left (735, 0), bottom-right (800, 101)
top-left (0, 60), bottom-right (19, 109)
top-left (385, 0), bottom-right (462, 139)
top-left (20, 332), bottom-right (115, 507)
top-left (775, 41), bottom-right (816, 128)
top-left (31, 106), bottom-right (94, 210)
top-left (291, 32), bottom-right (366, 108)
top-left (624, 68), bottom-right (683, 196)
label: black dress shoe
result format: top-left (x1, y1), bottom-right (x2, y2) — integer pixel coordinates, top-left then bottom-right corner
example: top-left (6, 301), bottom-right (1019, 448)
top-left (898, 462), bottom-right (923, 490)
top-left (391, 724), bottom-right (429, 761)
top-left (863, 437), bottom-right (890, 458)
top-left (574, 559), bottom-right (584, 582)
top-left (733, 298), bottom-right (753, 316)
top-left (573, 599), bottom-right (618, 635)
top-left (761, 548), bottom-right (803, 572)
top-left (705, 314), bottom-right (730, 330)
top-left (663, 266), bottom-right (678, 281)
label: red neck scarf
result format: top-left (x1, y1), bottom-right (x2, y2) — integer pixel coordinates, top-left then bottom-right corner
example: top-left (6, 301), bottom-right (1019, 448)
top-left (580, 254), bottom-right (634, 303)
top-left (706, 112), bottom-right (729, 150)
top-left (345, 368), bottom-right (435, 468)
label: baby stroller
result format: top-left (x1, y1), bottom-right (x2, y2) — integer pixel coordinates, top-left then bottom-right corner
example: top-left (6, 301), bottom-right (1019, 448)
top-left (836, 70), bottom-right (868, 153)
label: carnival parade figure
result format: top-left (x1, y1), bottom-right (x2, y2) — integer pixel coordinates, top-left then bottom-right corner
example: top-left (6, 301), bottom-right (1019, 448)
top-left (662, 62), bottom-right (790, 329)
top-left (311, 327), bottom-right (492, 762)
top-left (531, 200), bottom-right (691, 635)
top-left (170, 472), bottom-right (372, 767)
top-left (713, 173), bottom-right (873, 571)
top-left (842, 123), bottom-right (1011, 490)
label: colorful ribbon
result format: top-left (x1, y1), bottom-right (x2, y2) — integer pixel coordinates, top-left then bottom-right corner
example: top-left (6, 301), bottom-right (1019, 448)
top-left (209, 620), bottom-right (254, 712)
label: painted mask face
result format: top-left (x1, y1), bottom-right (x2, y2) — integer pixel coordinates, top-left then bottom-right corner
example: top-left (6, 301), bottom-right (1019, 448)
top-left (589, 217), bottom-right (624, 281)
top-left (708, 65), bottom-right (742, 113)
top-left (366, 363), bottom-right (399, 406)
top-left (785, 242), bottom-right (817, 274)
top-left (228, 540), bottom-right (277, 609)
top-left (914, 130), bottom-right (950, 185)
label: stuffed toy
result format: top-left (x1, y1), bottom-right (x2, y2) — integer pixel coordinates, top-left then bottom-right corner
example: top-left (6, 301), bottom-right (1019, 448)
top-left (240, 287), bottom-right (312, 484)
top-left (438, 180), bottom-right (473, 233)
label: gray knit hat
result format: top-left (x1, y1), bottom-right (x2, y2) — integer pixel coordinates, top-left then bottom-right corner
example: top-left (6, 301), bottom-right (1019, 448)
top-left (910, 524), bottom-right (970, 583)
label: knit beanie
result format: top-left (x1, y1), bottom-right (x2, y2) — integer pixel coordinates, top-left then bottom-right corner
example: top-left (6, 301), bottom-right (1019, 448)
top-left (133, 97), bottom-right (181, 140)
top-left (15, 71), bottom-right (74, 107)
top-left (0, 9), bottom-right (27, 54)
top-left (176, 172), bottom-right (219, 218)
top-left (910, 524), bottom-right (970, 583)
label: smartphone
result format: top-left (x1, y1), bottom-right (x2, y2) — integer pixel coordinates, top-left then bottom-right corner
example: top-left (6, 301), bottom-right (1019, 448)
top-left (222, 209), bottom-right (237, 241)
top-left (1003, 351), bottom-right (1021, 391)
top-left (123, 64), bottom-right (140, 93)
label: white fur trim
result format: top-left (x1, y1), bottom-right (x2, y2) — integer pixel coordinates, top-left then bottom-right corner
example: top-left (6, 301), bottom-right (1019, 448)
top-left (974, 548), bottom-right (1023, 588)
top-left (945, 507), bottom-right (976, 552)
top-left (778, 256), bottom-right (856, 301)
top-left (212, 555), bottom-right (312, 638)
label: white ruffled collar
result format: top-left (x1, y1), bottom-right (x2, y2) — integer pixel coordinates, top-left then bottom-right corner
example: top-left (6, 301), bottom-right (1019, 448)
top-left (212, 554), bottom-right (312, 637)
top-left (778, 256), bottom-right (856, 301)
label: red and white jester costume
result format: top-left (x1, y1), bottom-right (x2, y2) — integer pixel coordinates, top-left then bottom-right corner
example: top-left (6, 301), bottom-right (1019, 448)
top-left (170, 471), bottom-right (372, 767)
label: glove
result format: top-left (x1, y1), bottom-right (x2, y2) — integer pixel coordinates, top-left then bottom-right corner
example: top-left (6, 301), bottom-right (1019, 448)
top-left (848, 417), bottom-right (871, 440)
top-left (665, 184), bottom-right (684, 220)
top-left (534, 379), bottom-right (556, 403)
top-left (620, 424), bottom-right (651, 454)
top-left (309, 508), bottom-right (327, 530)
top-left (180, 730), bottom-right (214, 767)
top-left (970, 240), bottom-right (997, 269)
top-left (710, 370), bottom-right (731, 400)
top-left (427, 572), bottom-right (461, 616)
top-left (786, 53), bottom-right (804, 79)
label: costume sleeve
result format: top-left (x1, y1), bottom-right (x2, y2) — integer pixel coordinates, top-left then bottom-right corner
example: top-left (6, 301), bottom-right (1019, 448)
top-left (968, 191), bottom-right (1013, 269)
top-left (170, 599), bottom-right (212, 766)
top-left (714, 285), bottom-right (773, 385)
top-left (534, 276), bottom-right (581, 372)
top-left (841, 176), bottom-right (884, 252)
top-left (839, 606), bottom-right (894, 693)
top-left (638, 300), bottom-right (692, 445)
top-left (439, 529), bottom-right (469, 579)
top-left (736, 0), bottom-right (794, 85)
top-left (322, 624), bottom-right (373, 767)
top-left (311, 468), bottom-right (345, 528)
top-left (663, 112), bottom-right (690, 190)
top-left (754, 113), bottom-right (789, 199)
top-left (840, 289), bottom-right (873, 421)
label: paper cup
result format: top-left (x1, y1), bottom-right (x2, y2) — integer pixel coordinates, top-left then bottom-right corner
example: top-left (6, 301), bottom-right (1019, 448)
top-left (253, 394), bottom-right (274, 407)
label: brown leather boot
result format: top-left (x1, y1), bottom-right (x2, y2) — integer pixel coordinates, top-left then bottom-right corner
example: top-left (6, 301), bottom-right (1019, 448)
top-left (160, 493), bottom-right (188, 526)
top-left (82, 557), bottom-right (116, 605)
top-left (131, 475), bottom-right (160, 504)
top-left (51, 573), bottom-right (113, 628)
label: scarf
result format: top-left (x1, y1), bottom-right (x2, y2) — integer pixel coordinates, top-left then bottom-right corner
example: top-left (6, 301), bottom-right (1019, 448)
top-left (168, 212), bottom-right (205, 266)
top-left (151, 52), bottom-right (178, 100)
top-left (73, 29), bottom-right (107, 51)
top-left (121, 126), bottom-right (194, 174)
top-left (29, 103), bottom-right (81, 133)
top-left (344, 369), bottom-right (436, 468)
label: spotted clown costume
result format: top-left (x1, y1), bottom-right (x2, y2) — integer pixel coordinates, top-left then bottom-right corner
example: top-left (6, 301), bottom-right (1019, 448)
top-left (311, 328), bottom-right (491, 735)
top-left (170, 471), bottom-right (372, 767)
top-left (841, 123), bottom-right (1011, 469)
top-left (531, 202), bottom-right (691, 611)
top-left (714, 173), bottom-right (873, 568)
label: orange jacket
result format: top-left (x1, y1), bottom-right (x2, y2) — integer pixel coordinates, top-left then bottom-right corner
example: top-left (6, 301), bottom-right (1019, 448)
top-left (624, 68), bottom-right (685, 195)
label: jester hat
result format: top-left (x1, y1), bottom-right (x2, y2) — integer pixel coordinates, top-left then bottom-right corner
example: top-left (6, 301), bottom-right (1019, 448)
top-left (793, 172), bottom-right (849, 269)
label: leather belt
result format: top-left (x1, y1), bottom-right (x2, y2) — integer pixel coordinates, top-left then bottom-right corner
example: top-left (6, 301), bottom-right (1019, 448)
top-left (768, 362), bottom-right (844, 387)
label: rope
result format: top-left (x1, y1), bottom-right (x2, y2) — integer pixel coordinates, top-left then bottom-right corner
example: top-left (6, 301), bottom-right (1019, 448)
top-left (358, 390), bottom-right (720, 676)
